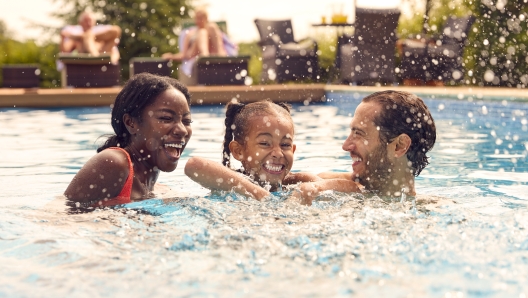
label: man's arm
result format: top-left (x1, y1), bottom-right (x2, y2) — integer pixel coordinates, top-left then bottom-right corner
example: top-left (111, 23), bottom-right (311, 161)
top-left (317, 171), bottom-right (352, 180)
top-left (289, 179), bottom-right (360, 206)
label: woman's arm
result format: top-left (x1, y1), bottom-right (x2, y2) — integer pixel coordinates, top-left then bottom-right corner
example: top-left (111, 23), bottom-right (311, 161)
top-left (64, 149), bottom-right (130, 204)
top-left (289, 179), bottom-right (360, 206)
top-left (184, 156), bottom-right (270, 200)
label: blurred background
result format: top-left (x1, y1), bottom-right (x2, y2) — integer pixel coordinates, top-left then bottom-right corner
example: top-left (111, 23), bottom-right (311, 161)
top-left (0, 0), bottom-right (526, 87)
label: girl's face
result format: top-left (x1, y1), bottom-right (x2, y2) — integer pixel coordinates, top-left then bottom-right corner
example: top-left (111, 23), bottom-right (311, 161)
top-left (127, 88), bottom-right (192, 173)
top-left (231, 113), bottom-right (296, 190)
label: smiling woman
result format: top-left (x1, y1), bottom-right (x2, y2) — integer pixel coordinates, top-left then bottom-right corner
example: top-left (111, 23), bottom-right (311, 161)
top-left (64, 73), bottom-right (192, 209)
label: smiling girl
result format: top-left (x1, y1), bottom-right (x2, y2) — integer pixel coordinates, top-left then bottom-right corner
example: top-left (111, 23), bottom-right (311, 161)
top-left (64, 73), bottom-right (192, 208)
top-left (184, 100), bottom-right (320, 200)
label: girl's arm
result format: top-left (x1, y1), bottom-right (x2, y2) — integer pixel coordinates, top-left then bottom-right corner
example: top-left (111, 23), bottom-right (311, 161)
top-left (64, 149), bottom-right (130, 204)
top-left (184, 156), bottom-right (270, 200)
top-left (289, 179), bottom-right (360, 206)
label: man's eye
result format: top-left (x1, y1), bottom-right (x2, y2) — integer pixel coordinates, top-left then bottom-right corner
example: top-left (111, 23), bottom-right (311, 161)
top-left (183, 119), bottom-right (193, 125)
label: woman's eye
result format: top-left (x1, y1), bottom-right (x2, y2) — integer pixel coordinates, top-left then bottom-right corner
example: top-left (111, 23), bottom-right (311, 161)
top-left (259, 142), bottom-right (269, 146)
top-left (159, 116), bottom-right (172, 121)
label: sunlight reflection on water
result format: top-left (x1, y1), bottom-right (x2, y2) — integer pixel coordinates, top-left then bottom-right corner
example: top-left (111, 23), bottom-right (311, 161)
top-left (0, 93), bottom-right (527, 297)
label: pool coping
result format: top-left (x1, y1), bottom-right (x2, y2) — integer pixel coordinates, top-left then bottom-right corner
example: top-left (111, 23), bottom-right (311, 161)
top-left (0, 84), bottom-right (527, 108)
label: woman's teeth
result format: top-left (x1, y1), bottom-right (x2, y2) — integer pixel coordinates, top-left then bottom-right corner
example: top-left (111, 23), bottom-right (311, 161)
top-left (165, 142), bottom-right (184, 149)
top-left (264, 164), bottom-right (283, 172)
top-left (351, 156), bottom-right (362, 162)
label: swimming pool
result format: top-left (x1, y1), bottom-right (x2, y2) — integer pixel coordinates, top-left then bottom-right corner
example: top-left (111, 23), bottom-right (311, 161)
top-left (1, 91), bottom-right (527, 297)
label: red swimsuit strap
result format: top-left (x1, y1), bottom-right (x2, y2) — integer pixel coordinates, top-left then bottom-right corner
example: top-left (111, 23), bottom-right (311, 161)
top-left (92, 147), bottom-right (134, 207)
top-left (110, 147), bottom-right (134, 200)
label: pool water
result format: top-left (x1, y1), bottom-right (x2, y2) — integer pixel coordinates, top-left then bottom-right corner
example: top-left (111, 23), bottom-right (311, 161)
top-left (1, 92), bottom-right (527, 297)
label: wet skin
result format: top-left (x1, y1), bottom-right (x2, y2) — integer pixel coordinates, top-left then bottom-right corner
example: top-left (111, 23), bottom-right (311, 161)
top-left (230, 114), bottom-right (296, 191)
top-left (64, 88), bottom-right (192, 204)
top-left (125, 88), bottom-right (192, 185)
top-left (342, 101), bottom-right (395, 190)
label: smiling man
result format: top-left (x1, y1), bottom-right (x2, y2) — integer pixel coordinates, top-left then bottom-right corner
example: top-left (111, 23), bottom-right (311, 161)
top-left (295, 90), bottom-right (436, 204)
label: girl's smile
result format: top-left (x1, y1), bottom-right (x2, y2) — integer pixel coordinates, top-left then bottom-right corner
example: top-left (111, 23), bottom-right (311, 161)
top-left (230, 114), bottom-right (296, 191)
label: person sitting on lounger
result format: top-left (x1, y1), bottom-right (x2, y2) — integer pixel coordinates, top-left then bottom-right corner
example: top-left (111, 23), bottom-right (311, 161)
top-left (60, 11), bottom-right (121, 64)
top-left (162, 7), bottom-right (227, 61)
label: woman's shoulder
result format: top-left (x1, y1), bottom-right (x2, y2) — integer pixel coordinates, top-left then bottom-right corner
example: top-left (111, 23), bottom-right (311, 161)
top-left (85, 148), bottom-right (131, 173)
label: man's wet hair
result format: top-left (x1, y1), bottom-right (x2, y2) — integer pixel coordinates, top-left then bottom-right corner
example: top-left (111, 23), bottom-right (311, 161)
top-left (362, 90), bottom-right (436, 176)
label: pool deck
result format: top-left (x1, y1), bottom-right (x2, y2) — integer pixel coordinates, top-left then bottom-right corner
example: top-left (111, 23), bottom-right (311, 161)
top-left (1, 84), bottom-right (527, 108)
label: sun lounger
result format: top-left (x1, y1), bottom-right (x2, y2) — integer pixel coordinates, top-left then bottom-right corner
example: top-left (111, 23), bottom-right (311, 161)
top-left (176, 21), bottom-right (248, 86)
top-left (339, 8), bottom-right (401, 85)
top-left (129, 57), bottom-right (173, 78)
top-left (1, 64), bottom-right (40, 88)
top-left (58, 53), bottom-right (120, 88)
top-left (254, 19), bottom-right (319, 83)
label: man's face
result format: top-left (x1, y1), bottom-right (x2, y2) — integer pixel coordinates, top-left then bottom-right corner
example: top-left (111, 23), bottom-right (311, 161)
top-left (342, 101), bottom-right (394, 189)
top-left (79, 14), bottom-right (94, 31)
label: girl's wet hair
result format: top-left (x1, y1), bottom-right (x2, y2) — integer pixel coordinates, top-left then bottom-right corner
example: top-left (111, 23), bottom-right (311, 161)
top-left (97, 73), bottom-right (191, 152)
top-left (222, 99), bottom-right (292, 168)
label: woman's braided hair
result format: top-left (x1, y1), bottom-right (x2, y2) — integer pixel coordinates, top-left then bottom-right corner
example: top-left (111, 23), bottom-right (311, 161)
top-left (222, 99), bottom-right (292, 168)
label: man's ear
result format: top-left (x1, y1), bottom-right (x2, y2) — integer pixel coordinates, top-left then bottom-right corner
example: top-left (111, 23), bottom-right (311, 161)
top-left (123, 114), bottom-right (137, 135)
top-left (393, 134), bottom-right (411, 158)
top-left (229, 141), bottom-right (244, 161)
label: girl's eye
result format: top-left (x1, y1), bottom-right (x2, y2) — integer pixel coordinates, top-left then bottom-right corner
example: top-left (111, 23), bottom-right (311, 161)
top-left (281, 143), bottom-right (292, 148)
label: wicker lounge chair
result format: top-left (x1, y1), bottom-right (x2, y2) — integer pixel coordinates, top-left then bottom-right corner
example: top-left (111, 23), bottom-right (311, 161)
top-left (58, 53), bottom-right (120, 88)
top-left (339, 8), bottom-right (401, 85)
top-left (176, 20), bottom-right (249, 86)
top-left (1, 64), bottom-right (40, 88)
top-left (129, 57), bottom-right (173, 78)
top-left (399, 15), bottom-right (476, 85)
top-left (254, 19), bottom-right (319, 83)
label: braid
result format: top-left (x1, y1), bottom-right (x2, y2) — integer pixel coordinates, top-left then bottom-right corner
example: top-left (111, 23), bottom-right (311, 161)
top-left (222, 102), bottom-right (245, 167)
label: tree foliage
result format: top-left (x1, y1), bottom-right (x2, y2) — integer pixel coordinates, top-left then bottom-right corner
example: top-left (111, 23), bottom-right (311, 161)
top-left (53, 0), bottom-right (193, 79)
top-left (0, 20), bottom-right (61, 88)
top-left (463, 0), bottom-right (528, 87)
top-left (398, 0), bottom-right (527, 87)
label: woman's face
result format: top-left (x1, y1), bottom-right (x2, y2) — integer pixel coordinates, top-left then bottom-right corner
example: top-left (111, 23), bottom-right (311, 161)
top-left (231, 113), bottom-right (296, 190)
top-left (128, 88), bottom-right (192, 173)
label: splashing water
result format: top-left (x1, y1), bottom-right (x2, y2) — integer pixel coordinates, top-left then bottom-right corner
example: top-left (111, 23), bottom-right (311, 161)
top-left (0, 93), bottom-right (527, 297)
